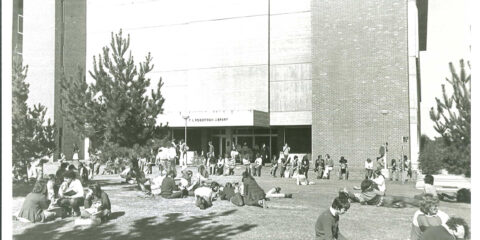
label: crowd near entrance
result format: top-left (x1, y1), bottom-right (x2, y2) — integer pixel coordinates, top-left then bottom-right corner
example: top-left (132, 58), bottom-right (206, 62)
top-left (170, 126), bottom-right (311, 164)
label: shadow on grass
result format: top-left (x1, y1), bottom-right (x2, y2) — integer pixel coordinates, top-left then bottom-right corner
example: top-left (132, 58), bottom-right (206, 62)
top-left (14, 209), bottom-right (257, 240)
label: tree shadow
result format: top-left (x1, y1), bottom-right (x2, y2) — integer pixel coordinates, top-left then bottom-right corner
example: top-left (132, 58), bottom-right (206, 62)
top-left (14, 209), bottom-right (257, 240)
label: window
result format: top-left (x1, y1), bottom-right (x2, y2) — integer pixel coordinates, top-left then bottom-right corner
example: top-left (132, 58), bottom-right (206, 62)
top-left (17, 15), bottom-right (23, 34)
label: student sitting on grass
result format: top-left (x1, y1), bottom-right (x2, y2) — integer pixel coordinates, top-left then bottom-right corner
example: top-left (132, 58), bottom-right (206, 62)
top-left (58, 170), bottom-right (85, 217)
top-left (410, 194), bottom-right (449, 240)
top-left (314, 192), bottom-right (350, 240)
top-left (342, 179), bottom-right (419, 208)
top-left (82, 184), bottom-right (111, 222)
top-left (296, 166), bottom-right (315, 186)
top-left (150, 170), bottom-right (167, 196)
top-left (242, 171), bottom-right (267, 208)
top-left (421, 217), bottom-right (469, 240)
top-left (372, 170), bottom-right (386, 195)
top-left (194, 182), bottom-right (220, 210)
top-left (414, 174), bottom-right (438, 199)
top-left (17, 180), bottom-right (57, 223)
top-left (160, 170), bottom-right (184, 199)
top-left (191, 165), bottom-right (211, 187)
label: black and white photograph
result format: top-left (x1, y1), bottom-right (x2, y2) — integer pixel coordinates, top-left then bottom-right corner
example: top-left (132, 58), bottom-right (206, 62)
top-left (1, 0), bottom-right (475, 239)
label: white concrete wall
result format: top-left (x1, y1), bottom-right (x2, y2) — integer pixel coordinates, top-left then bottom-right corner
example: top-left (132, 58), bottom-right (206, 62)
top-left (87, 0), bottom-right (270, 115)
top-left (22, 0), bottom-right (56, 121)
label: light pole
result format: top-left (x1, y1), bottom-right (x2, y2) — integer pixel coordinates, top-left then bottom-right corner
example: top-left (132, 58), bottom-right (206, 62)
top-left (380, 110), bottom-right (389, 177)
top-left (182, 114), bottom-right (190, 147)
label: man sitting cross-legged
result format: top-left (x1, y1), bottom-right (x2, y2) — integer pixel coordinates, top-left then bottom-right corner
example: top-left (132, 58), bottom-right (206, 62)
top-left (160, 170), bottom-right (184, 199)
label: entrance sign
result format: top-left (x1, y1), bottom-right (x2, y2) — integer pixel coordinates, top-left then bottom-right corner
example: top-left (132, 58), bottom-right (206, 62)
top-left (157, 110), bottom-right (270, 127)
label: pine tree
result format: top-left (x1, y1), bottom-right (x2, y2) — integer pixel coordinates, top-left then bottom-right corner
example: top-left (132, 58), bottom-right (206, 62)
top-left (12, 57), bottom-right (56, 179)
top-left (429, 59), bottom-right (471, 177)
top-left (61, 29), bottom-right (168, 159)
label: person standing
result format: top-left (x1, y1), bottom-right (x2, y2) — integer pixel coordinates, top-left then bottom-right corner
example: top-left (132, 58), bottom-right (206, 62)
top-left (282, 143), bottom-right (291, 165)
top-left (255, 154), bottom-right (263, 177)
top-left (270, 155), bottom-right (278, 177)
top-left (179, 139), bottom-right (188, 167)
top-left (301, 155), bottom-right (310, 179)
top-left (364, 158), bottom-right (374, 179)
top-left (390, 159), bottom-right (398, 181)
top-left (260, 143), bottom-right (268, 166)
top-left (72, 144), bottom-right (79, 161)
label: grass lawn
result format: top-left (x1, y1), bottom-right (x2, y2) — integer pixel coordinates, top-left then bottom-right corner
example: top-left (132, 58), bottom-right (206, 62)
top-left (11, 164), bottom-right (470, 240)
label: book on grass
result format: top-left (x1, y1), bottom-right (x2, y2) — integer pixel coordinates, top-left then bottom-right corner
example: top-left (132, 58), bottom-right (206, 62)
top-left (63, 190), bottom-right (77, 196)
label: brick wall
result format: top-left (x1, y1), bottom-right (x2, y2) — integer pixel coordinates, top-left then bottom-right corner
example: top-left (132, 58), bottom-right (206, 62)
top-left (311, 0), bottom-right (410, 178)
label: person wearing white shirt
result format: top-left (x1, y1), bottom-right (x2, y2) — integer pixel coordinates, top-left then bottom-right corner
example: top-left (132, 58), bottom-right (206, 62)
top-left (194, 186), bottom-right (215, 210)
top-left (255, 155), bottom-right (263, 177)
top-left (372, 170), bottom-right (386, 194)
top-left (58, 170), bottom-right (85, 216)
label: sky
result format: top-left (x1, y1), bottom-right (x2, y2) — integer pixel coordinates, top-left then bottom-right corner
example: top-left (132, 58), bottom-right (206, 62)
top-left (419, 0), bottom-right (471, 138)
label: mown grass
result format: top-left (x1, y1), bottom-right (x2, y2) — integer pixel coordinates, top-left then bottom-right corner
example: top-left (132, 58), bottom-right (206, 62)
top-left (12, 164), bottom-right (470, 240)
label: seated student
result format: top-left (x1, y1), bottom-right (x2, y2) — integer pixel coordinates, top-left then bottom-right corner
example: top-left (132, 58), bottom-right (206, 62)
top-left (78, 163), bottom-right (89, 185)
top-left (120, 165), bottom-right (136, 184)
top-left (410, 194), bottom-right (449, 240)
top-left (82, 184), bottom-right (111, 222)
top-left (421, 217), bottom-right (469, 240)
top-left (415, 174), bottom-right (438, 200)
top-left (17, 180), bottom-right (57, 223)
top-left (301, 155), bottom-right (310, 179)
top-left (343, 179), bottom-right (419, 208)
top-left (178, 170), bottom-right (197, 196)
top-left (296, 167), bottom-right (315, 186)
top-left (229, 182), bottom-right (245, 207)
top-left (58, 170), bottom-right (85, 217)
top-left (216, 156), bottom-right (225, 176)
top-left (241, 171), bottom-right (267, 208)
top-left (218, 182), bottom-right (236, 201)
top-left (270, 155), bottom-right (278, 177)
top-left (46, 174), bottom-right (56, 204)
top-left (338, 157), bottom-right (348, 180)
top-left (191, 165), bottom-right (210, 188)
top-left (150, 170), bottom-right (167, 195)
top-left (55, 162), bottom-right (69, 187)
top-left (194, 183), bottom-right (218, 210)
top-left (315, 192), bottom-right (350, 240)
top-left (314, 155), bottom-right (325, 179)
top-left (372, 170), bottom-right (386, 195)
top-left (160, 170), bottom-right (184, 199)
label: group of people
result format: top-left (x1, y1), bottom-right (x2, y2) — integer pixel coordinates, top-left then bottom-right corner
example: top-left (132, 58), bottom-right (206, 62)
top-left (315, 173), bottom-right (470, 240)
top-left (17, 166), bottom-right (111, 225)
top-left (146, 164), bottom-right (293, 210)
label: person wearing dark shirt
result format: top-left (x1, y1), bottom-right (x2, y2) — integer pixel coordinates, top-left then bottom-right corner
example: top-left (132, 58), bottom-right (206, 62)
top-left (301, 155), bottom-right (310, 179)
top-left (17, 180), bottom-right (56, 223)
top-left (421, 217), bottom-right (469, 240)
top-left (242, 171), bottom-right (267, 208)
top-left (315, 192), bottom-right (350, 240)
top-left (83, 184), bottom-right (111, 222)
top-left (160, 171), bottom-right (183, 199)
top-left (339, 157), bottom-right (348, 180)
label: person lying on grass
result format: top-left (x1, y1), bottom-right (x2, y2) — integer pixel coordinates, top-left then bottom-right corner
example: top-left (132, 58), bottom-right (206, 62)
top-left (82, 183), bottom-right (111, 222)
top-left (414, 175), bottom-right (470, 203)
top-left (315, 192), bottom-right (350, 240)
top-left (410, 194), bottom-right (449, 240)
top-left (342, 179), bottom-right (419, 208)
top-left (17, 180), bottom-right (57, 223)
top-left (421, 217), bottom-right (469, 240)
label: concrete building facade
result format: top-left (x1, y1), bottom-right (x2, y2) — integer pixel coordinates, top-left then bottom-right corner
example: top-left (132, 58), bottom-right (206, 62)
top-left (16, 0), bottom-right (425, 176)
